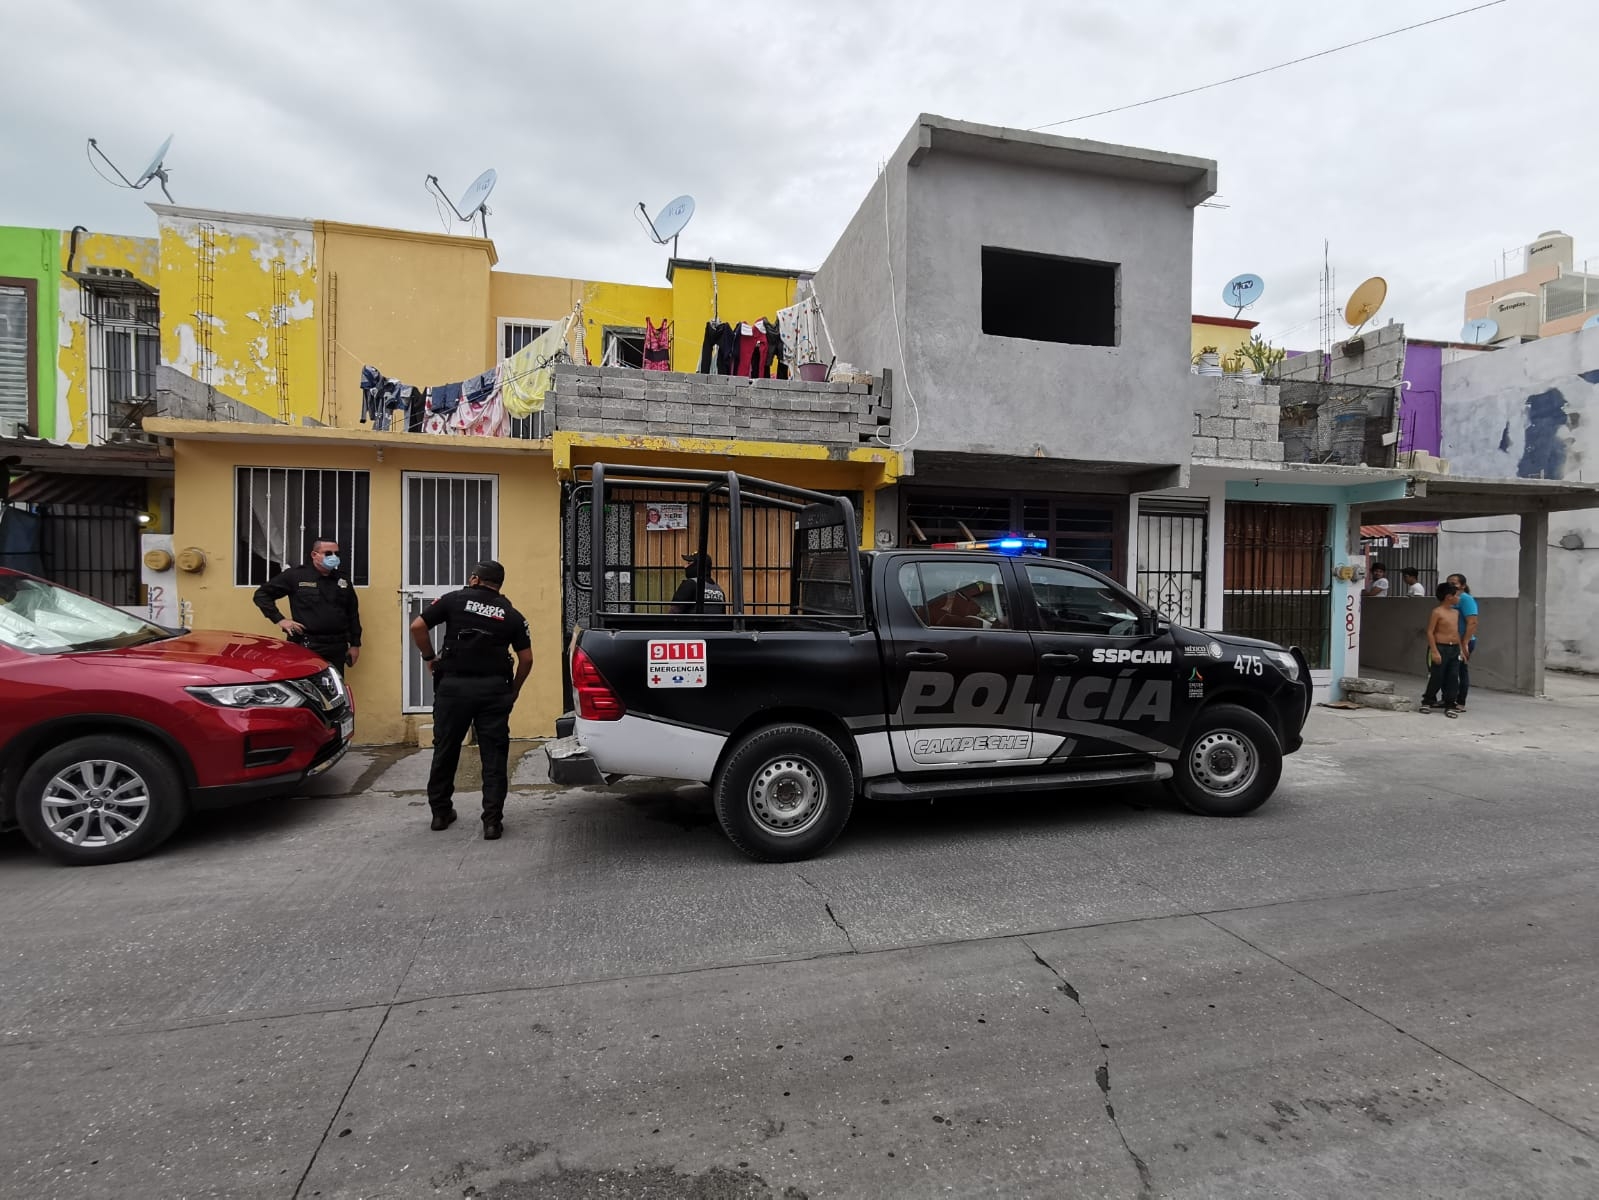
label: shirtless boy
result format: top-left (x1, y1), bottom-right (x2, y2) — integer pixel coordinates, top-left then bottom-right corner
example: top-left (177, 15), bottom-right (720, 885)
top-left (1421, 582), bottom-right (1465, 717)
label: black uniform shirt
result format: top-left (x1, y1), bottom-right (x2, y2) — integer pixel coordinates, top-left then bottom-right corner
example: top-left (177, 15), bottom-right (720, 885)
top-left (253, 564), bottom-right (362, 646)
top-left (671, 574), bottom-right (728, 614)
top-left (421, 585), bottom-right (532, 679)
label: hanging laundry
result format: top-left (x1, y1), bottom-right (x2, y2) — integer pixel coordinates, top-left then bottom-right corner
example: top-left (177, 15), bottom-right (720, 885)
top-left (757, 318), bottom-right (785, 379)
top-left (427, 382), bottom-right (464, 417)
top-left (734, 322), bottom-right (768, 377)
top-left (422, 412), bottom-right (449, 436)
top-left (462, 367), bottom-right (499, 407)
top-left (448, 378), bottom-right (509, 438)
top-left (404, 385), bottom-right (427, 433)
top-left (643, 318), bottom-right (672, 371)
top-left (501, 316), bottom-right (572, 418)
top-left (699, 321), bottom-right (736, 374)
top-left (776, 293), bottom-right (827, 373)
top-left (359, 365), bottom-right (387, 425)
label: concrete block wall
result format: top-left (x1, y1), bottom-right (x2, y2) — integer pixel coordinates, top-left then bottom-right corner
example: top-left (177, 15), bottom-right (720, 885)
top-left (1192, 378), bottom-right (1284, 462)
top-left (1279, 321), bottom-right (1407, 389)
top-left (548, 366), bottom-right (891, 446)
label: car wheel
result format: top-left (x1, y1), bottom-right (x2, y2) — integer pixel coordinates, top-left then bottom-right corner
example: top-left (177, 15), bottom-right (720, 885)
top-left (1169, 703), bottom-right (1282, 817)
top-left (714, 724), bottom-right (856, 862)
top-left (16, 735), bottom-right (187, 866)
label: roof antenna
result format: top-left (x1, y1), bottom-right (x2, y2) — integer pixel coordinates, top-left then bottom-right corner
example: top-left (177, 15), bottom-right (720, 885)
top-left (87, 134), bottom-right (175, 203)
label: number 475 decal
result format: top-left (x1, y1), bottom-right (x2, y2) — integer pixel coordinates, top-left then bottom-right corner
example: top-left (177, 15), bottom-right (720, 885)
top-left (1233, 654), bottom-right (1264, 676)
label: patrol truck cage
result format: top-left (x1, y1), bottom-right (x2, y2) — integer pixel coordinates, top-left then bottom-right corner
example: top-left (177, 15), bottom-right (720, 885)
top-left (568, 463), bottom-right (867, 631)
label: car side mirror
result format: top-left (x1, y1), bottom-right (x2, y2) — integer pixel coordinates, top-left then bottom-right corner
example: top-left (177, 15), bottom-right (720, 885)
top-left (1139, 611), bottom-right (1169, 639)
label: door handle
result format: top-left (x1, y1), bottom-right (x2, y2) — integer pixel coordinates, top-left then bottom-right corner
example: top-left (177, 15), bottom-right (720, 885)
top-left (905, 650), bottom-right (948, 665)
top-left (1041, 652), bottom-right (1081, 668)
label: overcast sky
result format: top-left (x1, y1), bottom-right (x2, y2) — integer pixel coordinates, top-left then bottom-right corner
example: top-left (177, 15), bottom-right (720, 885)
top-left (4, 0), bottom-right (1595, 347)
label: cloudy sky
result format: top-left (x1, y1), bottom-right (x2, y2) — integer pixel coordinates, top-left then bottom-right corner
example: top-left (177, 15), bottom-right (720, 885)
top-left (4, 0), bottom-right (1595, 346)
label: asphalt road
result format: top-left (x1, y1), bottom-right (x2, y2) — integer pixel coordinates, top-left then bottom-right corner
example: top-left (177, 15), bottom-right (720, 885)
top-left (3, 679), bottom-right (1598, 1199)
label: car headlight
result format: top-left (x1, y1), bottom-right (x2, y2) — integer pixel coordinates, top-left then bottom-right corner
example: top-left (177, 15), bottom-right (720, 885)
top-left (1264, 649), bottom-right (1301, 682)
top-left (186, 682), bottom-right (307, 708)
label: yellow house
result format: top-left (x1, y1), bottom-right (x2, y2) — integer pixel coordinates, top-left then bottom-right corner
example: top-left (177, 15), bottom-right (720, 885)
top-left (1189, 314), bottom-right (1259, 367)
top-left (135, 204), bottom-right (890, 745)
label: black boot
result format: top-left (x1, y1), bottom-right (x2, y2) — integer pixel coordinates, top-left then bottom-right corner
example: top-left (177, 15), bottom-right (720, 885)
top-left (483, 819), bottom-right (503, 841)
top-left (430, 808), bottom-right (458, 832)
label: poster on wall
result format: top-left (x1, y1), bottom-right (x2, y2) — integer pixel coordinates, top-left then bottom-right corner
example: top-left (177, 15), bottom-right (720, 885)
top-left (646, 503), bottom-right (687, 532)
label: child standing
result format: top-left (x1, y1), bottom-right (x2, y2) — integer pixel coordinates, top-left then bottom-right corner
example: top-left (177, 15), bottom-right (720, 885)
top-left (1421, 583), bottom-right (1464, 717)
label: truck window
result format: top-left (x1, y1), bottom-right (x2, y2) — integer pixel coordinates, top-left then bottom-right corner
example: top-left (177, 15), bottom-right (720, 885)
top-left (1024, 564), bottom-right (1142, 636)
top-left (898, 562), bottom-right (1011, 630)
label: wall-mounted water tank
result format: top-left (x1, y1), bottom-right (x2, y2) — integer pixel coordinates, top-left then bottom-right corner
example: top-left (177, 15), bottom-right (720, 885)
top-left (1490, 291), bottom-right (1540, 340)
top-left (1526, 231), bottom-right (1574, 273)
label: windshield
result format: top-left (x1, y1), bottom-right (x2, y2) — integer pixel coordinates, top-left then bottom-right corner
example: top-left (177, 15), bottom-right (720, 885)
top-left (0, 574), bottom-right (172, 654)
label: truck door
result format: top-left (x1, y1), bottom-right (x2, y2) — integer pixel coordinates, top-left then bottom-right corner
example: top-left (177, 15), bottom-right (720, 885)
top-left (1018, 561), bottom-right (1183, 761)
top-left (882, 555), bottom-right (1044, 772)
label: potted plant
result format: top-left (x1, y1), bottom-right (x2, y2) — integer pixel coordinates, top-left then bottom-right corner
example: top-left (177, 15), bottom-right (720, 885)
top-left (1193, 345), bottom-right (1222, 376)
top-left (1240, 333), bottom-right (1286, 377)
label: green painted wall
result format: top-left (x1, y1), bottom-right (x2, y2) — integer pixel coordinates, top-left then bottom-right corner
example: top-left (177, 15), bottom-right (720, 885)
top-left (0, 226), bottom-right (61, 439)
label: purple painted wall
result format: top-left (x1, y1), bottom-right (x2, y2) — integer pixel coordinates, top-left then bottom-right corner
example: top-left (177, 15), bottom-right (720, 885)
top-left (1400, 342), bottom-right (1442, 455)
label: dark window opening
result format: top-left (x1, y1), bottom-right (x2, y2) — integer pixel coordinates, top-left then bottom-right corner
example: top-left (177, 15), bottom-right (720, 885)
top-left (981, 247), bottom-right (1119, 347)
top-left (603, 328), bottom-right (646, 369)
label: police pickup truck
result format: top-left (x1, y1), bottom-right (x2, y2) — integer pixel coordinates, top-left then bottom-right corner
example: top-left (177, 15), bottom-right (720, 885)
top-left (548, 465), bottom-right (1312, 862)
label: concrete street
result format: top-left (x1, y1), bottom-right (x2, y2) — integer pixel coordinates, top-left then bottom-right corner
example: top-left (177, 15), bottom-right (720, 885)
top-left (3, 679), bottom-right (1598, 1199)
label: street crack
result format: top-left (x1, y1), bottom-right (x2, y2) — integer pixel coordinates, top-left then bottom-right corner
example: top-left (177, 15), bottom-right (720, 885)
top-left (1026, 940), bottom-right (1153, 1198)
top-left (795, 871), bottom-right (856, 952)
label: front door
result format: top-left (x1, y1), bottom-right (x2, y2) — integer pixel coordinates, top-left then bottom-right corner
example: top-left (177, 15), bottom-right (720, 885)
top-left (1019, 561), bottom-right (1182, 760)
top-left (881, 554), bottom-right (1041, 772)
top-left (401, 472), bottom-right (499, 712)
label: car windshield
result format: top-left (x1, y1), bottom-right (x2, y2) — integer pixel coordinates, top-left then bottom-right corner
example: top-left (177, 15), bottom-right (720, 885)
top-left (0, 574), bottom-right (173, 654)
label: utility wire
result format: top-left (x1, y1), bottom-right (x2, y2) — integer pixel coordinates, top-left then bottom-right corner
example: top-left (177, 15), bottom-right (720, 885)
top-left (1029, 0), bottom-right (1511, 131)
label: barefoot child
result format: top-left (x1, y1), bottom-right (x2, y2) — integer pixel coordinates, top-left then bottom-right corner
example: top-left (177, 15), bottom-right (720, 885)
top-left (1421, 583), bottom-right (1464, 717)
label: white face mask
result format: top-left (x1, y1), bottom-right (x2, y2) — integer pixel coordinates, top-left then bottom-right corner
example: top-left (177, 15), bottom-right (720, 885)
top-left (321, 553), bottom-right (341, 571)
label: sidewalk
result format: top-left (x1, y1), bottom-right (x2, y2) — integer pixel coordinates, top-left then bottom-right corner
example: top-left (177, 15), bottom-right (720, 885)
top-left (1321, 668), bottom-right (1599, 754)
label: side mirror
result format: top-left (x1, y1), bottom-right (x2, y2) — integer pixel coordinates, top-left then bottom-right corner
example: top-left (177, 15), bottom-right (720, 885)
top-left (1139, 610), bottom-right (1167, 638)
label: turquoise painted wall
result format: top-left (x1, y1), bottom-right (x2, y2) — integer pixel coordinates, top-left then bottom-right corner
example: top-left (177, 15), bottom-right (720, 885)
top-left (0, 226), bottom-right (61, 439)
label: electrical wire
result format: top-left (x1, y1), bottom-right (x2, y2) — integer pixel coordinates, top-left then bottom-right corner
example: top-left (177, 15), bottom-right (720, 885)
top-left (1028, 0), bottom-right (1511, 131)
top-left (877, 165), bottom-right (921, 452)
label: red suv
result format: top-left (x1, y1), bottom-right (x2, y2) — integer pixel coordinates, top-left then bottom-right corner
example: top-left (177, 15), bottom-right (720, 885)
top-left (0, 568), bottom-right (354, 865)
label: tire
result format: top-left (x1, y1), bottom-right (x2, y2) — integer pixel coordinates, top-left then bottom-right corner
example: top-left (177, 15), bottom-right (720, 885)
top-left (16, 735), bottom-right (188, 866)
top-left (713, 724), bottom-right (856, 862)
top-left (1169, 703), bottom-right (1282, 818)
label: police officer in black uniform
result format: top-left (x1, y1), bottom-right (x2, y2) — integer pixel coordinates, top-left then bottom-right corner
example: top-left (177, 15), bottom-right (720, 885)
top-left (252, 537), bottom-right (362, 673)
top-left (409, 560), bottom-right (532, 840)
top-left (671, 551), bottom-right (727, 614)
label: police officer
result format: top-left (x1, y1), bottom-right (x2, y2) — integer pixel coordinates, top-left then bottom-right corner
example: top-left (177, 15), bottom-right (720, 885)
top-left (253, 537), bottom-right (362, 673)
top-left (671, 551), bottom-right (727, 614)
top-left (408, 560), bottom-right (532, 840)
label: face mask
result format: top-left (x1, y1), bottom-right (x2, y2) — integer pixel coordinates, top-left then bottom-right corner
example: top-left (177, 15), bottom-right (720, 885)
top-left (322, 554), bottom-right (341, 571)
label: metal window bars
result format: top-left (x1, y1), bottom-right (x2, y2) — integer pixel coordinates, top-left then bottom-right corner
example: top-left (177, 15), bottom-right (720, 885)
top-left (568, 464), bottom-right (865, 631)
top-left (233, 466), bottom-right (371, 587)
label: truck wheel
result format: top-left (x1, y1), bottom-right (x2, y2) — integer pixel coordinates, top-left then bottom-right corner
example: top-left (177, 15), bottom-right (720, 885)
top-left (1170, 704), bottom-right (1281, 817)
top-left (16, 735), bottom-right (187, 866)
top-left (714, 724), bottom-right (855, 862)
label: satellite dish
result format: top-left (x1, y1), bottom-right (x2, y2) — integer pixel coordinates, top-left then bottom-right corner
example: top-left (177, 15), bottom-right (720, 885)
top-left (138, 135), bottom-right (174, 187)
top-left (426, 168), bottom-right (498, 238)
top-left (1461, 317), bottom-right (1499, 345)
top-left (637, 195), bottom-right (696, 255)
top-left (1222, 273), bottom-right (1264, 314)
top-left (1583, 313), bottom-right (1599, 331)
top-left (86, 133), bottom-right (176, 203)
top-left (1344, 276), bottom-right (1388, 331)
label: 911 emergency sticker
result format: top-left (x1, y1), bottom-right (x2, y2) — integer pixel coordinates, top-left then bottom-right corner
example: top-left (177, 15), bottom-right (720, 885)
top-left (647, 639), bottom-right (707, 688)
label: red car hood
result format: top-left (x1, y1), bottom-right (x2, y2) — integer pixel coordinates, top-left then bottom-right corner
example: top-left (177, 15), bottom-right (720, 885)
top-left (70, 630), bottom-right (332, 683)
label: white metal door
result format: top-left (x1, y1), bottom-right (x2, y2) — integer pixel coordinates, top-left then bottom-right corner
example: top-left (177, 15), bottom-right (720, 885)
top-left (401, 472), bottom-right (499, 711)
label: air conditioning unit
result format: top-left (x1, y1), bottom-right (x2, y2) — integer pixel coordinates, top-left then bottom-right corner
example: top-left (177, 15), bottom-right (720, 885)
top-left (1489, 291), bottom-right (1540, 341)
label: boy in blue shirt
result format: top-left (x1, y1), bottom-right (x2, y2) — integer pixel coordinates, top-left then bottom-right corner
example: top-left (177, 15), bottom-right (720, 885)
top-left (1447, 573), bottom-right (1478, 712)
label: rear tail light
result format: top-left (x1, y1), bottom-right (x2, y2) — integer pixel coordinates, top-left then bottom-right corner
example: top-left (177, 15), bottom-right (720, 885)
top-left (572, 646), bottom-right (625, 721)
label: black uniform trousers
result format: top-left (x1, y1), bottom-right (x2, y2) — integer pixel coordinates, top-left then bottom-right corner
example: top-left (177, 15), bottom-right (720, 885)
top-left (302, 638), bottom-right (348, 676)
top-left (427, 673), bottom-right (514, 823)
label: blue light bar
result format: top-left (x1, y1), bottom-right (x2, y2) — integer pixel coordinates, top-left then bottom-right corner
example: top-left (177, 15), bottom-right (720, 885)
top-left (931, 535), bottom-right (1049, 555)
